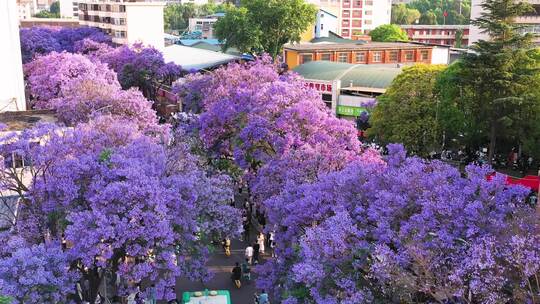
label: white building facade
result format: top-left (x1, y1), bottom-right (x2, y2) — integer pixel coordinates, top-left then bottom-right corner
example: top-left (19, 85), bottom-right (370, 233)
top-left (60, 0), bottom-right (79, 18)
top-left (314, 9), bottom-right (338, 38)
top-left (78, 0), bottom-right (165, 48)
top-left (1, 0), bottom-right (27, 112)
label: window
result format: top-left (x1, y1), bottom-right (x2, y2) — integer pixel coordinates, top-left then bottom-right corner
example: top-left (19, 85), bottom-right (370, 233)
top-left (342, 19), bottom-right (350, 27)
top-left (365, 10), bottom-right (372, 15)
top-left (364, 19), bottom-right (372, 25)
top-left (372, 51), bottom-right (382, 62)
top-left (301, 54), bottom-right (313, 63)
top-left (352, 19), bottom-right (362, 27)
top-left (343, 10), bottom-right (350, 17)
top-left (388, 51), bottom-right (398, 62)
top-left (114, 30), bottom-right (126, 38)
top-left (342, 29), bottom-right (350, 37)
top-left (321, 23), bottom-right (324, 30)
top-left (421, 50), bottom-right (429, 60)
top-left (119, 5), bottom-right (125, 12)
top-left (320, 53), bottom-right (332, 61)
top-left (404, 51), bottom-right (414, 61)
top-left (352, 10), bottom-right (362, 18)
top-left (119, 18), bottom-right (126, 25)
top-left (355, 52), bottom-right (366, 62)
top-left (338, 53), bottom-right (348, 62)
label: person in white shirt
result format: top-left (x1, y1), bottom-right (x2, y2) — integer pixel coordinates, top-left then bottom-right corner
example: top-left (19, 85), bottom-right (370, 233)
top-left (257, 233), bottom-right (265, 254)
top-left (245, 245), bottom-right (254, 265)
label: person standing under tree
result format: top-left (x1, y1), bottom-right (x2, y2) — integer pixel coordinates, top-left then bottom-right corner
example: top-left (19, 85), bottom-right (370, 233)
top-left (257, 233), bottom-right (265, 254)
top-left (253, 242), bottom-right (260, 264)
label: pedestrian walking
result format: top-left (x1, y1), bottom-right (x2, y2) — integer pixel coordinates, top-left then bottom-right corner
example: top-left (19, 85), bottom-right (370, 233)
top-left (222, 237), bottom-right (231, 256)
top-left (231, 262), bottom-right (242, 289)
top-left (245, 244), bottom-right (253, 265)
top-left (253, 242), bottom-right (260, 264)
top-left (255, 290), bottom-right (270, 304)
top-left (257, 233), bottom-right (265, 254)
top-left (149, 284), bottom-right (156, 304)
top-left (241, 258), bottom-right (251, 281)
top-left (243, 221), bottom-right (251, 243)
top-left (134, 292), bottom-right (144, 304)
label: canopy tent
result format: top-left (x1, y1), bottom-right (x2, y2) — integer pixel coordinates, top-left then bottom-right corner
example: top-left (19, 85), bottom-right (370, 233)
top-left (488, 173), bottom-right (540, 192)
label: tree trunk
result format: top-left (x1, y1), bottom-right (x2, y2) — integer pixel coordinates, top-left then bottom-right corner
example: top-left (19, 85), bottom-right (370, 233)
top-left (488, 120), bottom-right (497, 165)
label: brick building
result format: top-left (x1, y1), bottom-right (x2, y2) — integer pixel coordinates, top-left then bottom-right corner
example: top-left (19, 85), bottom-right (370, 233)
top-left (283, 42), bottom-right (450, 69)
top-left (400, 25), bottom-right (470, 47)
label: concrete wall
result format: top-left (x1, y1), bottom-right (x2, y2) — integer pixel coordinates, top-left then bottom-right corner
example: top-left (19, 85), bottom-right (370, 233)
top-left (371, 0), bottom-right (392, 30)
top-left (469, 0), bottom-right (489, 45)
top-left (431, 46), bottom-right (450, 64)
top-left (126, 3), bottom-right (165, 49)
top-left (60, 0), bottom-right (78, 18)
top-left (0, 0), bottom-right (27, 112)
top-left (315, 9), bottom-right (338, 38)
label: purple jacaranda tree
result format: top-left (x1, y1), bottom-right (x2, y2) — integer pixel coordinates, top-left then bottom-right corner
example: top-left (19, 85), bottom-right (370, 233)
top-left (19, 26), bottom-right (111, 63)
top-left (0, 239), bottom-right (79, 304)
top-left (96, 43), bottom-right (182, 99)
top-left (54, 27), bottom-right (111, 53)
top-left (174, 57), bottom-right (382, 202)
top-left (19, 27), bottom-right (61, 64)
top-left (50, 79), bottom-right (163, 134)
top-left (259, 144), bottom-right (540, 303)
top-left (24, 51), bottom-right (120, 105)
top-left (0, 117), bottom-right (241, 303)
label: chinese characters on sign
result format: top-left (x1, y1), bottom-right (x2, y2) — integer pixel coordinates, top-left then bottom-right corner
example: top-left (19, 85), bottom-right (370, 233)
top-left (304, 81), bottom-right (333, 94)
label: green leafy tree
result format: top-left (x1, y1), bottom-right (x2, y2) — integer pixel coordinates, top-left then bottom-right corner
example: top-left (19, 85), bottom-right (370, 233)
top-left (391, 3), bottom-right (421, 24)
top-left (214, 7), bottom-right (261, 54)
top-left (164, 3), bottom-right (197, 31)
top-left (406, 0), bottom-right (471, 25)
top-left (369, 65), bottom-right (451, 156)
top-left (419, 10), bottom-right (438, 24)
top-left (33, 10), bottom-right (59, 18)
top-left (369, 24), bottom-right (409, 42)
top-left (50, 1), bottom-right (60, 14)
top-left (448, 0), bottom-right (540, 163)
top-left (214, 0), bottom-right (317, 58)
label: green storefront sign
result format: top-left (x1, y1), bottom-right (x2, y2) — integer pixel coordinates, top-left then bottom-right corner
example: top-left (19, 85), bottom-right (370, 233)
top-left (336, 105), bottom-right (367, 117)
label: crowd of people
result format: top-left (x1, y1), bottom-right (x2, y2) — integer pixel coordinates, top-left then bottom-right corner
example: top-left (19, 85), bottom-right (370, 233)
top-left (224, 183), bottom-right (275, 303)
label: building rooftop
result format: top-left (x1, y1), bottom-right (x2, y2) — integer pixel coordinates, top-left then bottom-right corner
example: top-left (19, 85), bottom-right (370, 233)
top-left (0, 110), bottom-right (58, 132)
top-left (284, 41), bottom-right (434, 52)
top-left (400, 24), bottom-right (470, 29)
top-left (293, 61), bottom-right (403, 92)
top-left (162, 44), bottom-right (240, 71)
top-left (310, 31), bottom-right (360, 44)
top-left (179, 39), bottom-right (221, 46)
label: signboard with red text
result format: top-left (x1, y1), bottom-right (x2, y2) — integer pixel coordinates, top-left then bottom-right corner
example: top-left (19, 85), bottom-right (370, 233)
top-left (303, 81), bottom-right (334, 94)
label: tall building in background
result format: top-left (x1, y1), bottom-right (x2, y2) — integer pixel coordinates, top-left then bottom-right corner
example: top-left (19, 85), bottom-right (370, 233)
top-left (1, 0), bottom-right (27, 112)
top-left (78, 0), bottom-right (165, 48)
top-left (469, 0), bottom-right (540, 45)
top-left (307, 0), bottom-right (392, 39)
top-left (17, 0), bottom-right (38, 19)
top-left (60, 0), bottom-right (79, 18)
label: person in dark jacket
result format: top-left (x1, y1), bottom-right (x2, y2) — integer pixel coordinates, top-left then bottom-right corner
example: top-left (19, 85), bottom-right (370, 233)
top-left (231, 262), bottom-right (242, 288)
top-left (253, 242), bottom-right (260, 264)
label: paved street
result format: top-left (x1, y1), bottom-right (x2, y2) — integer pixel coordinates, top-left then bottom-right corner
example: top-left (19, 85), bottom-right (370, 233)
top-left (173, 236), bottom-right (267, 304)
